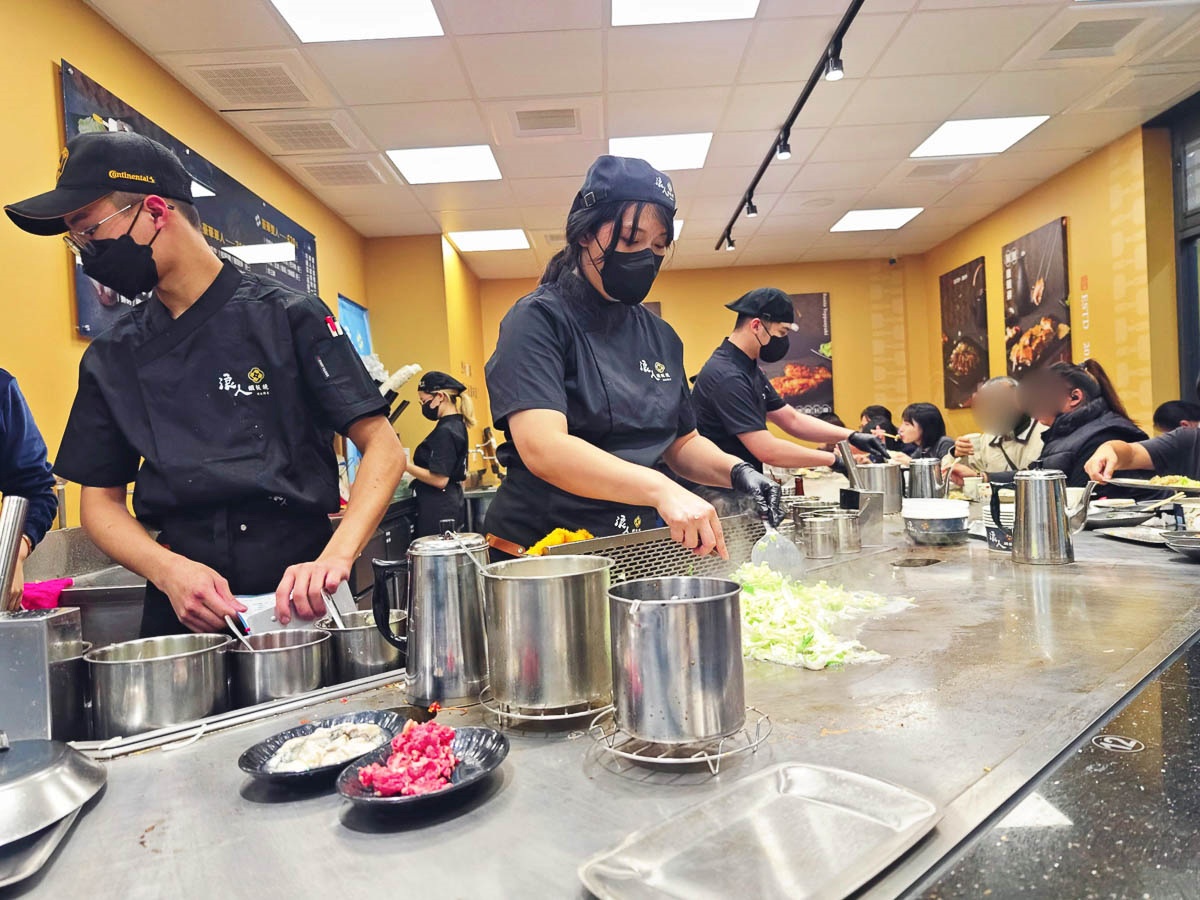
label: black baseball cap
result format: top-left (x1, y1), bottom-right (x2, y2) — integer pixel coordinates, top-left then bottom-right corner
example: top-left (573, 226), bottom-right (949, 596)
top-left (725, 287), bottom-right (800, 330)
top-left (570, 155), bottom-right (677, 217)
top-left (418, 371), bottom-right (467, 394)
top-left (5, 131), bottom-right (193, 236)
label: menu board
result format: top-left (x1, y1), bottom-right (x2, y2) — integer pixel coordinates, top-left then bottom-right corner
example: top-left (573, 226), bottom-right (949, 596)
top-left (759, 292), bottom-right (833, 416)
top-left (939, 256), bottom-right (988, 409)
top-left (1003, 218), bottom-right (1071, 377)
top-left (60, 61), bottom-right (318, 338)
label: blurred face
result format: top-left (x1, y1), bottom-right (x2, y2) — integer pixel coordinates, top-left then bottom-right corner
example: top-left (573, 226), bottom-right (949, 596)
top-left (897, 418), bottom-right (922, 445)
top-left (973, 384), bottom-right (1021, 435)
top-left (1020, 377), bottom-right (1083, 427)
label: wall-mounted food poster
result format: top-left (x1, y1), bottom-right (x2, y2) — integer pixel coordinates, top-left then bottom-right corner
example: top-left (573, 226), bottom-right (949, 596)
top-left (337, 295), bottom-right (373, 358)
top-left (760, 293), bottom-right (833, 416)
top-left (60, 61), bottom-right (318, 338)
top-left (939, 257), bottom-right (989, 409)
top-left (1003, 217), bottom-right (1071, 377)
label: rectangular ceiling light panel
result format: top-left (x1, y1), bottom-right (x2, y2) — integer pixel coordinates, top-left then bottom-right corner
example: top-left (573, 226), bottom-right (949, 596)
top-left (830, 208), bottom-right (924, 232)
top-left (448, 229), bottom-right (530, 252)
top-left (387, 145), bottom-right (502, 184)
top-left (271, 0), bottom-right (443, 42)
top-left (911, 117), bottom-right (1049, 158)
top-left (608, 133), bottom-right (713, 171)
top-left (612, 0), bottom-right (760, 26)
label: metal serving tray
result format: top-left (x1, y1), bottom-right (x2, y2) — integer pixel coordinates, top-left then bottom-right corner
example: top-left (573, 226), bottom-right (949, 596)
top-left (579, 763), bottom-right (940, 900)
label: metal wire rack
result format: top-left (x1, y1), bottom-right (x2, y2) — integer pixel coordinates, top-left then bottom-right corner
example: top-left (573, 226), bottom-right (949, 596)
top-left (588, 707), bottom-right (772, 775)
top-left (479, 686), bottom-right (612, 729)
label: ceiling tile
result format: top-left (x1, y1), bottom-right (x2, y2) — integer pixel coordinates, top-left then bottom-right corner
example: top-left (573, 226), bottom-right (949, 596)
top-left (705, 129), bottom-right (823, 168)
top-left (457, 31), bottom-right (602, 98)
top-left (351, 100), bottom-right (489, 149)
top-left (739, 16), bottom-right (839, 85)
top-left (809, 122), bottom-right (936, 163)
top-left (918, 0), bottom-right (1060, 8)
top-left (723, 80), bottom-right (858, 131)
top-left (788, 159), bottom-right (896, 191)
top-left (967, 148), bottom-right (1090, 184)
top-left (304, 39), bottom-right (471, 104)
top-left (856, 180), bottom-right (953, 209)
top-left (434, 209), bottom-right (527, 231)
top-left (316, 184), bottom-right (424, 217)
top-left (694, 164), bottom-right (796, 197)
top-left (463, 251), bottom-right (543, 280)
top-left (937, 178), bottom-right (1041, 208)
top-left (759, 0), bottom-right (917, 16)
top-left (343, 211), bottom-right (440, 238)
top-left (520, 205), bottom-right (569, 231)
top-left (85, 0), bottom-right (293, 52)
top-left (607, 22), bottom-right (754, 92)
top-left (871, 6), bottom-right (1058, 78)
top-left (608, 87), bottom-right (731, 137)
top-left (752, 214), bottom-right (837, 237)
top-left (1005, 108), bottom-right (1149, 153)
top-left (410, 180), bottom-right (516, 211)
top-left (835, 73), bottom-right (987, 126)
top-left (492, 140), bottom-right (606, 180)
top-left (508, 176), bottom-right (585, 206)
top-left (954, 68), bottom-right (1112, 120)
top-left (437, 0), bottom-right (602, 35)
top-left (688, 194), bottom-right (780, 221)
top-left (771, 188), bottom-right (867, 217)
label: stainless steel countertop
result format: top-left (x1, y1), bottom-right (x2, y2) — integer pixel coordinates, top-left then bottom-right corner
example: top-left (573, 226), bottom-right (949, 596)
top-left (16, 498), bottom-right (1200, 899)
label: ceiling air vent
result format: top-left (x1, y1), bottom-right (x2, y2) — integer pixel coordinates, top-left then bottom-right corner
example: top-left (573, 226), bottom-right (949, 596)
top-left (513, 108), bottom-right (580, 137)
top-left (190, 62), bottom-right (310, 108)
top-left (1044, 18), bottom-right (1142, 58)
top-left (904, 161), bottom-right (975, 182)
top-left (300, 161), bottom-right (387, 187)
top-left (541, 231), bottom-right (566, 247)
top-left (255, 120), bottom-right (353, 153)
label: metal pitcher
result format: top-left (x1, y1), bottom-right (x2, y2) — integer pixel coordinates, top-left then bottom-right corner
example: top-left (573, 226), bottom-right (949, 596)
top-left (907, 458), bottom-right (950, 499)
top-left (371, 531), bottom-right (489, 705)
top-left (993, 469), bottom-right (1095, 565)
top-left (835, 439), bottom-right (902, 514)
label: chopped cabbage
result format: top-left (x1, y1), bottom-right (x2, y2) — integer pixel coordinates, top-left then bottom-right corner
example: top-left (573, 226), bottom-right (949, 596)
top-left (734, 562), bottom-right (912, 670)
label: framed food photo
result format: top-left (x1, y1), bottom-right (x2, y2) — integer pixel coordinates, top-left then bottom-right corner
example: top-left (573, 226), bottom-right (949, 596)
top-left (939, 257), bottom-right (989, 409)
top-left (758, 292), bottom-right (833, 415)
top-left (1002, 218), bottom-right (1071, 377)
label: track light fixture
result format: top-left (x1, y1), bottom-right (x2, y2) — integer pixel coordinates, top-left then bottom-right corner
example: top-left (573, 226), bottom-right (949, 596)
top-left (776, 135), bottom-right (792, 161)
top-left (745, 198), bottom-right (758, 218)
top-left (824, 47), bottom-right (844, 82)
top-left (726, 236), bottom-right (736, 251)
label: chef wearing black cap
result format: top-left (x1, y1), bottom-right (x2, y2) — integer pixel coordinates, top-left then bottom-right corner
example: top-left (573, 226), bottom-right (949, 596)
top-left (691, 288), bottom-right (888, 493)
top-left (484, 155), bottom-right (781, 559)
top-left (408, 371), bottom-right (472, 536)
top-left (5, 131), bottom-right (407, 635)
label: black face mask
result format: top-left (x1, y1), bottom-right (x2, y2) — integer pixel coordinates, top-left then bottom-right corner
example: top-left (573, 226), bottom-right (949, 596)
top-left (420, 398), bottom-right (441, 421)
top-left (599, 248), bottom-right (663, 306)
top-left (756, 328), bottom-right (790, 364)
top-left (80, 205), bottom-right (161, 298)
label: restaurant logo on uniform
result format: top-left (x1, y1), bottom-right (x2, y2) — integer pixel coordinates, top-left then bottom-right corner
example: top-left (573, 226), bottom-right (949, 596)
top-left (218, 368), bottom-right (271, 397)
top-left (247, 367), bottom-right (265, 384)
top-left (640, 359), bottom-right (672, 383)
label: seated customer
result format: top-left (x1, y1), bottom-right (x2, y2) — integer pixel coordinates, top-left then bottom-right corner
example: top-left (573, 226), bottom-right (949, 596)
top-left (859, 405), bottom-right (905, 452)
top-left (943, 376), bottom-right (1045, 484)
top-left (1152, 400), bottom-right (1200, 434)
top-left (1020, 359), bottom-right (1146, 488)
top-left (896, 402), bottom-right (954, 461)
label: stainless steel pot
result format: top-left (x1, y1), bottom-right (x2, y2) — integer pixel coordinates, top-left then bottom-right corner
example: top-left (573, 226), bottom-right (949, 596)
top-left (228, 629), bottom-right (329, 707)
top-left (609, 577), bottom-right (745, 744)
top-left (316, 609), bottom-right (405, 683)
top-left (854, 463), bottom-right (903, 514)
top-left (86, 634), bottom-right (231, 739)
top-left (50, 640), bottom-right (92, 742)
top-left (482, 555), bottom-right (612, 710)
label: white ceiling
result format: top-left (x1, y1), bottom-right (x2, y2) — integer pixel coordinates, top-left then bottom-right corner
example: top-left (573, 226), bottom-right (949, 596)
top-left (85, 0), bottom-right (1200, 279)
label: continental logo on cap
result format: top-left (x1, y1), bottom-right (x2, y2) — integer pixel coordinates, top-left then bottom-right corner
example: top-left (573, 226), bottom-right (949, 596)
top-left (108, 170), bottom-right (156, 184)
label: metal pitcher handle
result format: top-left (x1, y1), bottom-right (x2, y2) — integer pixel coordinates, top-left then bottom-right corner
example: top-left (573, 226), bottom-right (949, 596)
top-left (370, 558), bottom-right (409, 652)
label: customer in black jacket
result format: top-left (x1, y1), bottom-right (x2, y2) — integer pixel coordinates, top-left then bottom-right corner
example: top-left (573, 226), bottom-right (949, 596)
top-left (1019, 359), bottom-right (1146, 488)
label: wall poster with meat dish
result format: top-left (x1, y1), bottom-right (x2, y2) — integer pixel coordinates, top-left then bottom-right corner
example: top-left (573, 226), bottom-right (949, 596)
top-left (939, 256), bottom-right (989, 409)
top-left (1002, 218), bottom-right (1071, 376)
top-left (760, 292), bottom-right (833, 415)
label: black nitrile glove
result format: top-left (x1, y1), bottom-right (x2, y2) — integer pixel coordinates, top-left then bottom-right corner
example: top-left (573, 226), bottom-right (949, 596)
top-left (730, 462), bottom-right (784, 528)
top-left (847, 431), bottom-right (889, 463)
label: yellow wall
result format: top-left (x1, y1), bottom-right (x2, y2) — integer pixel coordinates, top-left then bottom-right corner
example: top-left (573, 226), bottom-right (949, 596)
top-left (2, 0), bottom-right (368, 519)
top-left (441, 238), bottom-right (490, 457)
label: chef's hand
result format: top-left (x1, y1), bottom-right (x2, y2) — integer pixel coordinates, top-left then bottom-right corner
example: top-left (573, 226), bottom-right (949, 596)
top-left (847, 432), bottom-right (889, 463)
top-left (953, 436), bottom-right (976, 458)
top-left (654, 482), bottom-right (728, 559)
top-left (1084, 445), bottom-right (1118, 484)
top-left (275, 556), bottom-right (352, 624)
top-left (5, 537), bottom-right (29, 612)
top-left (731, 462), bottom-right (784, 528)
top-left (159, 557), bottom-right (245, 633)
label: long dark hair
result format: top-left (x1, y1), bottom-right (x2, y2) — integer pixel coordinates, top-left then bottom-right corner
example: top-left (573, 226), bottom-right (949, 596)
top-left (901, 402), bottom-right (947, 451)
top-left (540, 199), bottom-right (674, 285)
top-left (1045, 359), bottom-right (1130, 420)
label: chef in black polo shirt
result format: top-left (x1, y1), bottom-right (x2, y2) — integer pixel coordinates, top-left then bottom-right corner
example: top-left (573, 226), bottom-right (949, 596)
top-left (408, 371), bottom-right (471, 536)
top-left (1086, 421), bottom-right (1200, 483)
top-left (5, 131), bottom-right (406, 636)
top-left (484, 155), bottom-right (781, 559)
top-left (691, 288), bottom-right (887, 506)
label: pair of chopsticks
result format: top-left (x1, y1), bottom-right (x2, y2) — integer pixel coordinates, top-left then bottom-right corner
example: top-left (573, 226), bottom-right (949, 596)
top-left (1137, 491), bottom-right (1185, 512)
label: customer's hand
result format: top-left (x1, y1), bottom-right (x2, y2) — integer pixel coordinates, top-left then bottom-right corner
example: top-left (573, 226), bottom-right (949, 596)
top-left (157, 555), bottom-right (246, 632)
top-left (653, 482), bottom-right (727, 559)
top-left (953, 437), bottom-right (976, 458)
top-left (731, 462), bottom-right (784, 528)
top-left (1084, 445), bottom-right (1119, 484)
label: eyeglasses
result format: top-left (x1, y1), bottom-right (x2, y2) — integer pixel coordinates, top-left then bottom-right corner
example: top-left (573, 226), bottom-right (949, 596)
top-left (62, 202), bottom-right (136, 257)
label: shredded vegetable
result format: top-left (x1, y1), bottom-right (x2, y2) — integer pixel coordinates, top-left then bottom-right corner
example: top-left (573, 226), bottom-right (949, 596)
top-left (734, 563), bottom-right (912, 670)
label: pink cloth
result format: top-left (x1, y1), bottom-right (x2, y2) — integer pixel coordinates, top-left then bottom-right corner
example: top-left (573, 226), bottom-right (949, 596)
top-left (20, 578), bottom-right (73, 610)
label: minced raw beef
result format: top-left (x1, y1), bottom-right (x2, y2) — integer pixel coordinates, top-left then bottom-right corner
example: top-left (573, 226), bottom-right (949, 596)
top-left (357, 720), bottom-right (458, 797)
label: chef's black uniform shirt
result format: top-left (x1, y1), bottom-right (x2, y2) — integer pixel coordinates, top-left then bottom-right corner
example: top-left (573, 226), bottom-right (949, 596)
top-left (483, 270), bottom-right (696, 550)
top-left (1142, 427), bottom-right (1200, 480)
top-left (691, 339), bottom-right (785, 472)
top-left (53, 262), bottom-right (388, 634)
top-left (412, 414), bottom-right (467, 536)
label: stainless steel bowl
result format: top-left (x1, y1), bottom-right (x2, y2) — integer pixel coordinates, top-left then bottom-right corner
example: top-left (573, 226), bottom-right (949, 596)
top-left (86, 634), bottom-right (232, 739)
top-left (228, 629), bottom-right (329, 707)
top-left (316, 609), bottom-right (405, 683)
top-left (482, 555), bottom-right (612, 710)
top-left (904, 520), bottom-right (970, 546)
top-left (609, 577), bottom-right (745, 744)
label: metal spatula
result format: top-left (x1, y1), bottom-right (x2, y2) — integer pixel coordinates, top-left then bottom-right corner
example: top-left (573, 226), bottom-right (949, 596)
top-left (750, 517), bottom-right (806, 578)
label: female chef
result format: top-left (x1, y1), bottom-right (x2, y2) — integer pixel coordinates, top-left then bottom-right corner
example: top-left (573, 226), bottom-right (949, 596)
top-left (407, 371), bottom-right (472, 536)
top-left (483, 155), bottom-right (780, 559)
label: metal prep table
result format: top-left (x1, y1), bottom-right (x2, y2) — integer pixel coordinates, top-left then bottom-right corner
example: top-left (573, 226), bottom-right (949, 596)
top-left (12, 497), bottom-right (1200, 898)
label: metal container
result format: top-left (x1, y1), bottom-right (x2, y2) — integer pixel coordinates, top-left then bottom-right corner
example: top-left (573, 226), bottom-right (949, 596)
top-left (1000, 469), bottom-right (1096, 565)
top-left (86, 634), bottom-right (232, 739)
top-left (789, 498), bottom-right (838, 528)
top-left (854, 463), bottom-right (904, 514)
top-left (482, 555), bottom-right (612, 710)
top-left (372, 531), bottom-right (489, 705)
top-left (0, 609), bottom-right (84, 741)
top-left (802, 516), bottom-right (837, 559)
top-left (907, 458), bottom-right (950, 498)
top-left (609, 577), bottom-right (745, 744)
top-left (825, 510), bottom-right (862, 553)
top-left (841, 488), bottom-right (884, 547)
top-left (49, 640), bottom-right (92, 742)
top-left (228, 629), bottom-right (329, 707)
top-left (316, 609), bottom-right (405, 683)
